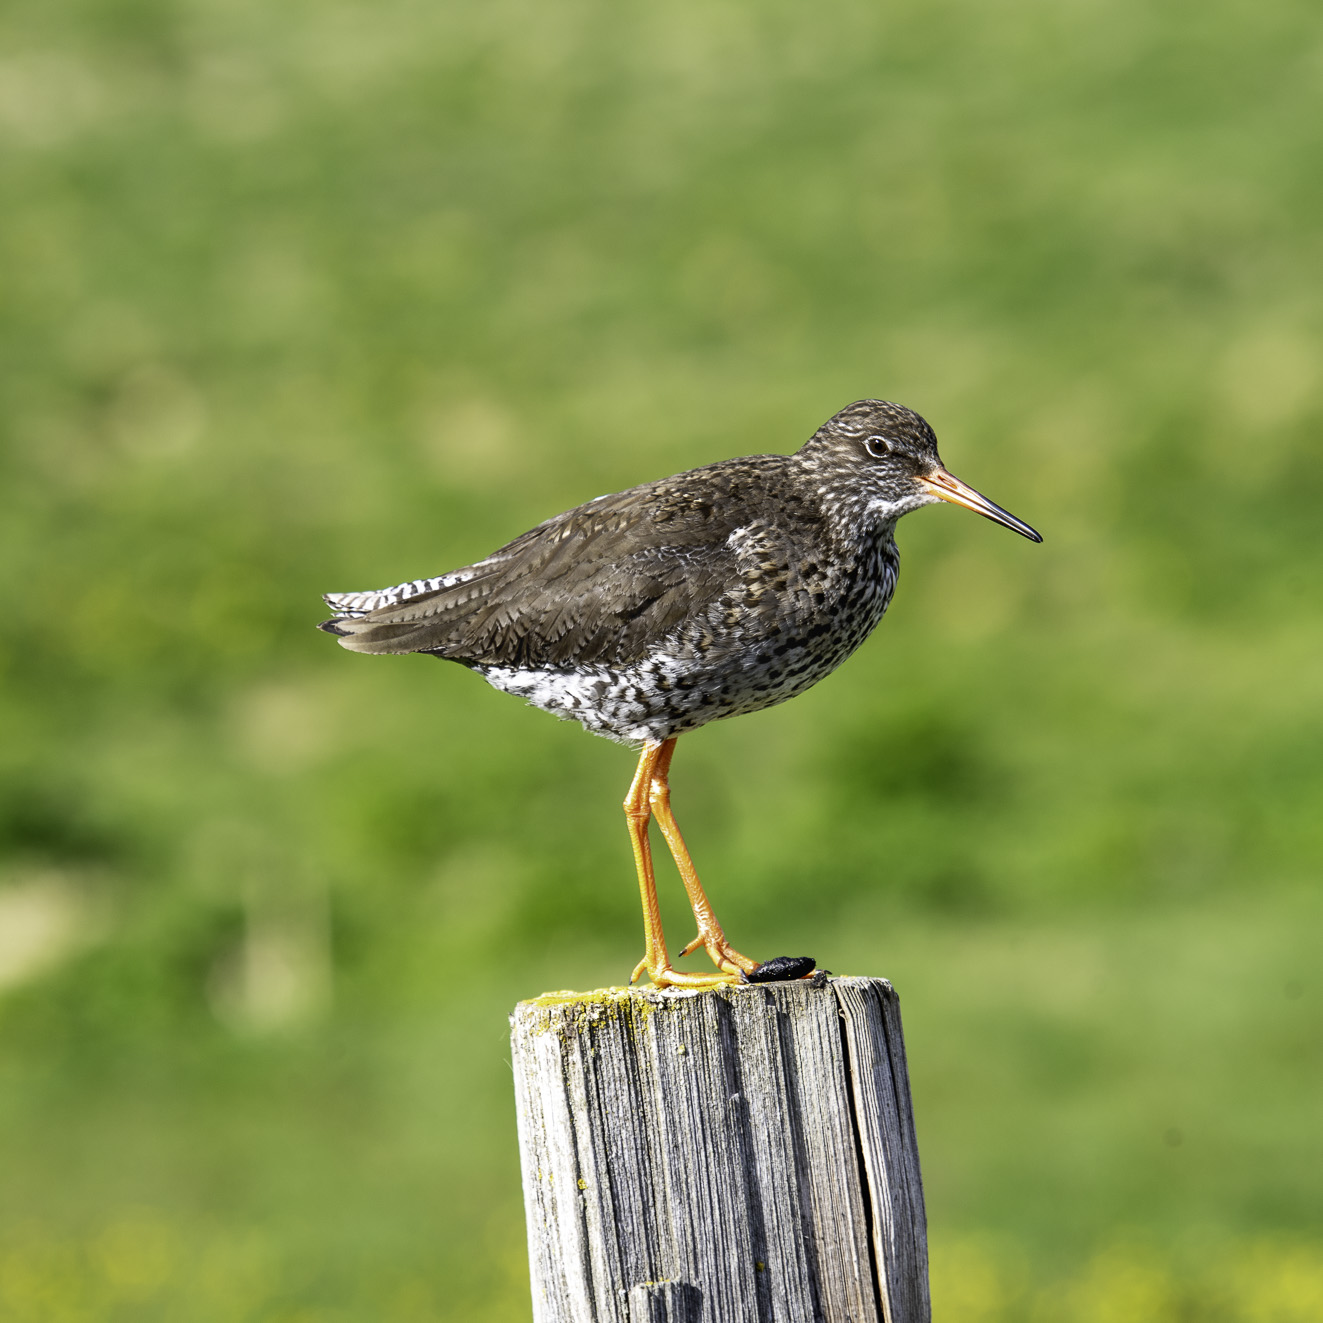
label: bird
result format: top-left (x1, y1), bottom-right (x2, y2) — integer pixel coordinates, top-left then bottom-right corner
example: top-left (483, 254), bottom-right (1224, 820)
top-left (319, 400), bottom-right (1041, 989)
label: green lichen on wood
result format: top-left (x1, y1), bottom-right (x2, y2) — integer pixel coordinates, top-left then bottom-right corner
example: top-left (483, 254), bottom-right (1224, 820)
top-left (518, 984), bottom-right (675, 1040)
top-left (525, 985), bottom-right (643, 1009)
top-left (528, 988), bottom-right (658, 1035)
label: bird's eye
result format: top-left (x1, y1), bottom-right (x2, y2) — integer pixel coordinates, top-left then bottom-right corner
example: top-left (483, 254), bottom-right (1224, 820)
top-left (864, 435), bottom-right (892, 459)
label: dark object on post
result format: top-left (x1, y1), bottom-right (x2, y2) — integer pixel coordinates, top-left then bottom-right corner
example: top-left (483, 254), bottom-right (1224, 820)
top-left (745, 955), bottom-right (817, 983)
top-left (511, 975), bottom-right (929, 1323)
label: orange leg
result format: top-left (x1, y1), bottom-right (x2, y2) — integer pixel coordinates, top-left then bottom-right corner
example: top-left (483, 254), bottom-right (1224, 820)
top-left (648, 737), bottom-right (760, 977)
top-left (625, 740), bottom-right (742, 989)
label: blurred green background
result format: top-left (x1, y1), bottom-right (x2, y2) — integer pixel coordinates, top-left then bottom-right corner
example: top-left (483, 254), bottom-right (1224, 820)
top-left (1, 0), bottom-right (1321, 1318)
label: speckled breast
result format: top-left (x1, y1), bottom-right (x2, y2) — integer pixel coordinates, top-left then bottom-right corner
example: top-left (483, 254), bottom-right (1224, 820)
top-left (476, 538), bottom-right (900, 745)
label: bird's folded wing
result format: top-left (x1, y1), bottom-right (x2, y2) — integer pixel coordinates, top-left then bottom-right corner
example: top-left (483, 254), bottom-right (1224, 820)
top-left (320, 474), bottom-right (764, 668)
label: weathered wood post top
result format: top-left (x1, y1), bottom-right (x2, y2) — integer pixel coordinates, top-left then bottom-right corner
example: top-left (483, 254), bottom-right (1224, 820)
top-left (511, 974), bottom-right (929, 1323)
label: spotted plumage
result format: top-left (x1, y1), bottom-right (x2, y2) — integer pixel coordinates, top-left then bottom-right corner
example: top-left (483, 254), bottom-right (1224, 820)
top-left (320, 400), bottom-right (1041, 987)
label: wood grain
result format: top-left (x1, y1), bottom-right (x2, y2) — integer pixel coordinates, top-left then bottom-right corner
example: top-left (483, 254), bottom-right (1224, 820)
top-left (511, 975), bottom-right (929, 1323)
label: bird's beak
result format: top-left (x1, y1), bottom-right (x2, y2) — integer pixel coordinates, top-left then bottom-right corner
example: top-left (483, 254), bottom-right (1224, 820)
top-left (919, 468), bottom-right (1043, 543)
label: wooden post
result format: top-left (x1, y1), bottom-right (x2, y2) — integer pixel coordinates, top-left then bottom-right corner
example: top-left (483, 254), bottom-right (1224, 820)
top-left (510, 975), bottom-right (929, 1323)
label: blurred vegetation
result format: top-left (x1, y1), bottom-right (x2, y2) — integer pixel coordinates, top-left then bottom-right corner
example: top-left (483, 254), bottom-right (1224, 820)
top-left (1, 0), bottom-right (1320, 1317)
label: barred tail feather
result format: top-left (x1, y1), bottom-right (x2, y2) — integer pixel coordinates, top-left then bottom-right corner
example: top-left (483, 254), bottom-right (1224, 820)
top-left (322, 575), bottom-right (457, 618)
top-left (318, 563), bottom-right (502, 654)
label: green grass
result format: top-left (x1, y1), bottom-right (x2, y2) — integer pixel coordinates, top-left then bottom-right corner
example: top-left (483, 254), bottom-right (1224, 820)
top-left (2, 0), bottom-right (1321, 1317)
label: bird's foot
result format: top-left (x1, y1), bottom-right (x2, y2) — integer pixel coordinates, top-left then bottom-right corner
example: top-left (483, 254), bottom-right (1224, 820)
top-left (629, 953), bottom-right (743, 989)
top-left (678, 930), bottom-right (760, 977)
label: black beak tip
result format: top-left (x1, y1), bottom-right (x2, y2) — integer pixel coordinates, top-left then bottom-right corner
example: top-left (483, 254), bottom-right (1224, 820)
top-left (986, 509), bottom-right (1043, 544)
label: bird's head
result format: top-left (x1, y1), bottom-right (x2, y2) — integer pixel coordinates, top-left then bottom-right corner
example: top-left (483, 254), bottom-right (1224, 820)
top-left (798, 399), bottom-right (1042, 543)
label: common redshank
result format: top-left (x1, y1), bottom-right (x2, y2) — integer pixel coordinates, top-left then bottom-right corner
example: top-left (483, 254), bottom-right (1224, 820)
top-left (320, 400), bottom-right (1041, 988)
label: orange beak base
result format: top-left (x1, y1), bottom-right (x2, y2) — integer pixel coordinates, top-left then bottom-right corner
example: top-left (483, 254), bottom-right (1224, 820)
top-left (919, 469), bottom-right (1042, 543)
